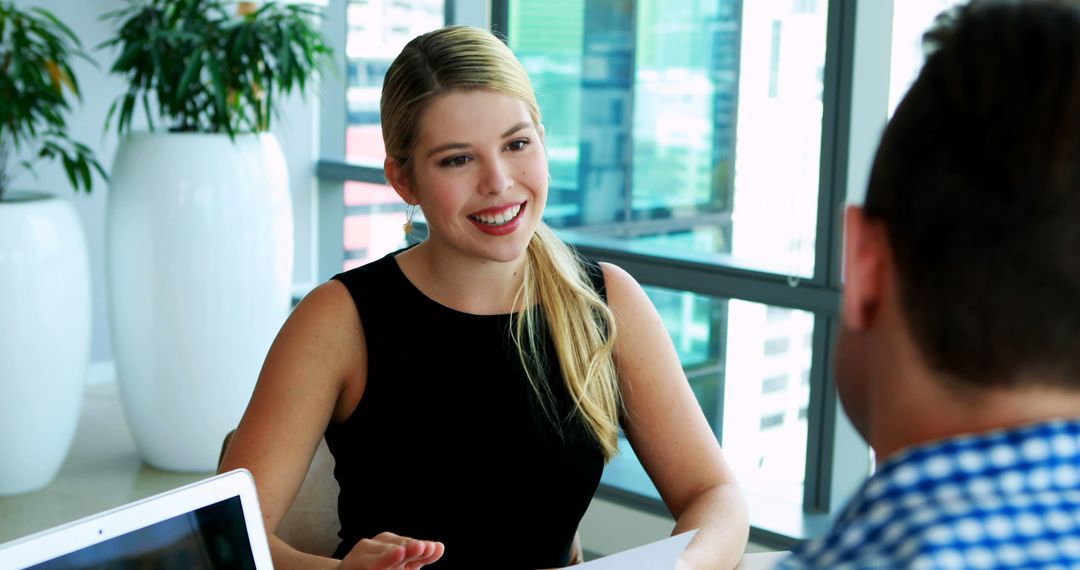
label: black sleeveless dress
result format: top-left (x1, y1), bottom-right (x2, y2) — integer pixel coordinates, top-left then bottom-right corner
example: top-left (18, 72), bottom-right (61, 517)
top-left (327, 250), bottom-right (606, 568)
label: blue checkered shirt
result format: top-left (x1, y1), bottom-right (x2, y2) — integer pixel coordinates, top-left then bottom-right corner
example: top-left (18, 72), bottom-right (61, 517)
top-left (779, 420), bottom-right (1080, 569)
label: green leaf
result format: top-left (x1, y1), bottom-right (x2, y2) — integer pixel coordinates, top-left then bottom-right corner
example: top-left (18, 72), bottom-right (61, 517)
top-left (112, 40), bottom-right (145, 72)
top-left (104, 99), bottom-right (119, 131)
top-left (206, 55), bottom-right (229, 135)
top-left (148, 41), bottom-right (164, 86)
top-left (60, 153), bottom-right (78, 190)
top-left (76, 155), bottom-right (92, 192)
top-left (232, 21), bottom-right (251, 54)
top-left (119, 92), bottom-right (136, 135)
top-left (142, 91), bottom-right (155, 132)
top-left (175, 46), bottom-right (204, 104)
top-left (262, 82), bottom-right (273, 132)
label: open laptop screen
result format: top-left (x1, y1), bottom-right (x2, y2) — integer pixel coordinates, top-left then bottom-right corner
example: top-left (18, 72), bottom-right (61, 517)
top-left (26, 495), bottom-right (255, 569)
top-left (0, 470), bottom-right (272, 570)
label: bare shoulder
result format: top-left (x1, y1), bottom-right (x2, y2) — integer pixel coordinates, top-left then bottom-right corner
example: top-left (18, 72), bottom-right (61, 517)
top-left (595, 261), bottom-right (674, 390)
top-left (255, 281), bottom-right (362, 384)
top-left (289, 279), bottom-right (359, 336)
top-left (597, 261), bottom-right (649, 311)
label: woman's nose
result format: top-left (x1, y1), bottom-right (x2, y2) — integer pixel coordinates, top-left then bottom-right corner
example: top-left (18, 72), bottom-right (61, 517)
top-left (480, 159), bottom-right (513, 195)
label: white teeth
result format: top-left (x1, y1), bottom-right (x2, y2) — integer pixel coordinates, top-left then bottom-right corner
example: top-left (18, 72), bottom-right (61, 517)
top-left (473, 204), bottom-right (522, 226)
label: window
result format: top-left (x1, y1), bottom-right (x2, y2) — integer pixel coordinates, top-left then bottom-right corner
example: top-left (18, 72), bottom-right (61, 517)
top-left (507, 0), bottom-right (827, 277)
top-left (762, 374), bottom-right (789, 394)
top-left (345, 0), bottom-right (444, 163)
top-left (338, 0), bottom-right (445, 268)
top-left (601, 290), bottom-right (814, 509)
top-left (760, 412), bottom-right (785, 430)
top-left (763, 337), bottom-right (790, 356)
top-left (766, 305), bottom-right (791, 322)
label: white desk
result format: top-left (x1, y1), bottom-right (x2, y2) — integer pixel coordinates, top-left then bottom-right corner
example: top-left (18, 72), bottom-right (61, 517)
top-left (735, 551), bottom-right (789, 569)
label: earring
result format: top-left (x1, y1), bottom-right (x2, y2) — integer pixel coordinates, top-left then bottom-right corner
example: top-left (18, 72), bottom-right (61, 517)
top-left (403, 204), bottom-right (417, 235)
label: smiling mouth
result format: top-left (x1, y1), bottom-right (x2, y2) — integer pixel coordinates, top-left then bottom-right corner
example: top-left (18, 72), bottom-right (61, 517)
top-left (468, 203), bottom-right (524, 226)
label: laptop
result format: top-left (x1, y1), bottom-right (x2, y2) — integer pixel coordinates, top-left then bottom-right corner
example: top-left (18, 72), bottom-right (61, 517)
top-left (0, 469), bottom-right (273, 570)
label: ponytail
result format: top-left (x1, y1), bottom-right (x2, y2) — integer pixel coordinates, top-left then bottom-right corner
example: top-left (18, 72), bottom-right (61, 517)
top-left (513, 224), bottom-right (622, 460)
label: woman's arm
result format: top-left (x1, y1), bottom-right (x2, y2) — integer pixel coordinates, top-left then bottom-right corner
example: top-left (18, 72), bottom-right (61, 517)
top-left (217, 281), bottom-right (442, 570)
top-left (600, 263), bottom-right (750, 570)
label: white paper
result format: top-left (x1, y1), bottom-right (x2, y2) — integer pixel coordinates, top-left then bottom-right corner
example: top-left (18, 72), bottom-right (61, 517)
top-left (576, 529), bottom-right (698, 570)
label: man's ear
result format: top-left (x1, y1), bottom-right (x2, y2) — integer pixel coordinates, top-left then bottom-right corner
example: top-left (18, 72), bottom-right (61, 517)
top-left (842, 205), bottom-right (888, 331)
top-left (385, 156), bottom-right (417, 205)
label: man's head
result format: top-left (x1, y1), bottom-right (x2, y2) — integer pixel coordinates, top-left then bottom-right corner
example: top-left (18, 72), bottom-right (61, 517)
top-left (836, 0), bottom-right (1080, 444)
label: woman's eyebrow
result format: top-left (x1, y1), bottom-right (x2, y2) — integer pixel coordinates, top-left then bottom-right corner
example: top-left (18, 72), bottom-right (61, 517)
top-left (425, 122), bottom-right (534, 158)
top-left (501, 121), bottom-right (532, 138)
top-left (426, 142), bottom-right (470, 158)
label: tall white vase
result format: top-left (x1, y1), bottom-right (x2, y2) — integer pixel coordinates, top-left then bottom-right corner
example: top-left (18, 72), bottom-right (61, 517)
top-left (0, 192), bottom-right (90, 495)
top-left (107, 133), bottom-right (294, 472)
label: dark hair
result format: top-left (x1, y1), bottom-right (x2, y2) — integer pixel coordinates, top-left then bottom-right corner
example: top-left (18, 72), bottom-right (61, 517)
top-left (865, 0), bottom-right (1080, 388)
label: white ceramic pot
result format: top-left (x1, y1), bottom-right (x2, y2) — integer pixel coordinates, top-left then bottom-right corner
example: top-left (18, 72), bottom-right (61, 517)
top-left (107, 132), bottom-right (293, 472)
top-left (0, 192), bottom-right (90, 495)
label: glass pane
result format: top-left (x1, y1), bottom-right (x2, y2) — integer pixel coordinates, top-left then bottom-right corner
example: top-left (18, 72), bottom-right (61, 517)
top-left (509, 0), bottom-right (827, 277)
top-left (721, 299), bottom-right (813, 506)
top-left (345, 0), bottom-right (445, 163)
top-left (600, 286), bottom-right (814, 508)
top-left (342, 181), bottom-right (413, 270)
top-left (888, 0), bottom-right (967, 115)
top-left (342, 1), bottom-right (442, 270)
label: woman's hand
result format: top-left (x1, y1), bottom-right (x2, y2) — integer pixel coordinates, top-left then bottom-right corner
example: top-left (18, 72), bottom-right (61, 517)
top-left (340, 532), bottom-right (445, 570)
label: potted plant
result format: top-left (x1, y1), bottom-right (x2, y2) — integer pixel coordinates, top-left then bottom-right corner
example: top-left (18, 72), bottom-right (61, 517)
top-left (0, 2), bottom-right (105, 494)
top-left (102, 0), bottom-right (331, 471)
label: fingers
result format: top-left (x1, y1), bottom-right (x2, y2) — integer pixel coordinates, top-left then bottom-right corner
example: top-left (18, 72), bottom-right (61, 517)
top-left (375, 545), bottom-right (407, 569)
top-left (344, 532), bottom-right (445, 570)
top-left (401, 538), bottom-right (445, 568)
top-left (416, 540), bottom-right (445, 564)
top-left (347, 538), bottom-right (405, 570)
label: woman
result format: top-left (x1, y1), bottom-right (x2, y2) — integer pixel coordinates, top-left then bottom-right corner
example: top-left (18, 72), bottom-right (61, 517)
top-left (219, 25), bottom-right (748, 570)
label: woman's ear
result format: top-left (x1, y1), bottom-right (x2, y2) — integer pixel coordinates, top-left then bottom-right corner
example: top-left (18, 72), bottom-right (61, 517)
top-left (385, 156), bottom-right (417, 205)
top-left (537, 122), bottom-right (546, 143)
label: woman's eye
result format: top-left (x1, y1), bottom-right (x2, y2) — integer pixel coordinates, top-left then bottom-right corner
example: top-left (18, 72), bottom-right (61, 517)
top-left (506, 139), bottom-right (529, 152)
top-left (441, 155), bottom-right (471, 167)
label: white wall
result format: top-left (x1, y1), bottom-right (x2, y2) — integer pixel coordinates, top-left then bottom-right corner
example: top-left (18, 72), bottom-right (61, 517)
top-left (10, 0), bottom-right (318, 365)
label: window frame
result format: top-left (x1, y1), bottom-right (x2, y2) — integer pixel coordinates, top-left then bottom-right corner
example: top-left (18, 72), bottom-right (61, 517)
top-left (314, 0), bottom-right (897, 547)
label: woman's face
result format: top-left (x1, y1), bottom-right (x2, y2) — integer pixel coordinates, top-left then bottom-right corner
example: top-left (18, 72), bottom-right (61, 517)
top-left (394, 89), bottom-right (548, 265)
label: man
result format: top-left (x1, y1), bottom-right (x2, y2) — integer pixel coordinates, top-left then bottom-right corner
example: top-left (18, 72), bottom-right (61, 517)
top-left (780, 0), bottom-right (1080, 567)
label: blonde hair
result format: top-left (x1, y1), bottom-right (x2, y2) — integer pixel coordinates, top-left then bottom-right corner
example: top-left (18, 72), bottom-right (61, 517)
top-left (381, 26), bottom-right (622, 459)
